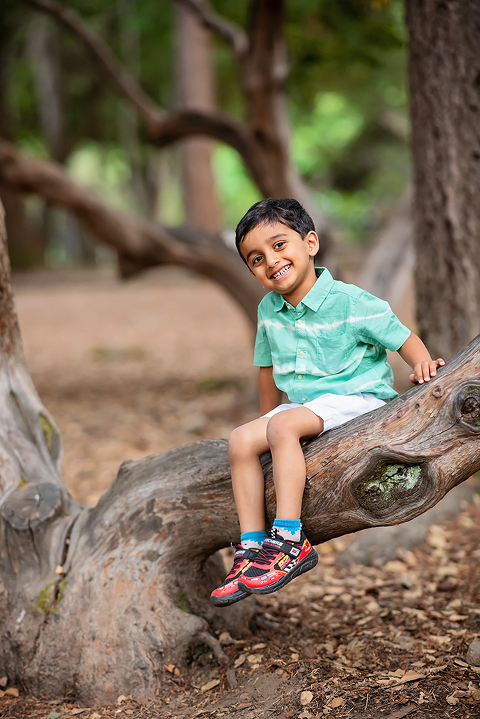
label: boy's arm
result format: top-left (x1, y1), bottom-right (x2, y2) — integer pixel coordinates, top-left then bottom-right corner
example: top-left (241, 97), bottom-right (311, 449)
top-left (258, 366), bottom-right (283, 415)
top-left (397, 332), bottom-right (445, 384)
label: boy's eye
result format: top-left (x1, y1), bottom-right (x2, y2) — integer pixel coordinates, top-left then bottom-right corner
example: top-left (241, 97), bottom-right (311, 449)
top-left (274, 241), bottom-right (285, 249)
top-left (252, 255), bottom-right (263, 266)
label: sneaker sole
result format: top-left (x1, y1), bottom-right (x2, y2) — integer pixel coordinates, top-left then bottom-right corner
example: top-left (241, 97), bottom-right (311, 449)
top-left (238, 550), bottom-right (319, 595)
top-left (210, 588), bottom-right (249, 607)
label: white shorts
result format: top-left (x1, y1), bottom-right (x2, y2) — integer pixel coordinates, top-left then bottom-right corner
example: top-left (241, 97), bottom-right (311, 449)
top-left (262, 392), bottom-right (386, 434)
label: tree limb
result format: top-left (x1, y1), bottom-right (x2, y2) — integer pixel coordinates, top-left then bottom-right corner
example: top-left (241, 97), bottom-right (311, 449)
top-left (0, 140), bottom-right (263, 326)
top-left (24, 0), bottom-right (164, 130)
top-left (176, 0), bottom-right (249, 59)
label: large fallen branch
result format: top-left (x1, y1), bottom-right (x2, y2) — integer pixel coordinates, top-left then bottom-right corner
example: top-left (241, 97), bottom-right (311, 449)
top-left (0, 202), bottom-right (479, 704)
top-left (0, 139), bottom-right (262, 327)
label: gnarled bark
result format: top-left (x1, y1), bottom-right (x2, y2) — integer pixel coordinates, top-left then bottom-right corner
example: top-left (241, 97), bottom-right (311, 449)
top-left (0, 202), bottom-right (479, 704)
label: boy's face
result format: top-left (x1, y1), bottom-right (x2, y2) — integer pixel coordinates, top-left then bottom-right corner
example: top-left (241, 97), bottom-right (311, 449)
top-left (240, 221), bottom-right (319, 303)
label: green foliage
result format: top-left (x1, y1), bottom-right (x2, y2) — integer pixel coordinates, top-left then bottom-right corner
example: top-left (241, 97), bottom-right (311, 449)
top-left (33, 580), bottom-right (68, 615)
top-left (4, 0), bottom-right (410, 250)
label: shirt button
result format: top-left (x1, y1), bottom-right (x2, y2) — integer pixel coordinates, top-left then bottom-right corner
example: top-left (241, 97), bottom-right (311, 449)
top-left (298, 375), bottom-right (303, 379)
top-left (299, 350), bottom-right (304, 355)
top-left (302, 397), bottom-right (307, 401)
top-left (296, 319), bottom-right (302, 326)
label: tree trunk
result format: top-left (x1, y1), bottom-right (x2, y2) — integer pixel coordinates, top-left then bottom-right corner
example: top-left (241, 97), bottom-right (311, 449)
top-left (406, 0), bottom-right (480, 359)
top-left (176, 2), bottom-right (222, 233)
top-left (0, 201), bottom-right (479, 703)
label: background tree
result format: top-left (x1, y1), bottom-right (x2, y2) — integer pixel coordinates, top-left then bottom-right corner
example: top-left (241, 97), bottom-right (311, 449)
top-left (406, 0), bottom-right (480, 359)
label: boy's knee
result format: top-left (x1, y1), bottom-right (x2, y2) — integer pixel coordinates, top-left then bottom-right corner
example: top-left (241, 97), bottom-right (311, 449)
top-left (228, 423), bottom-right (257, 459)
top-left (266, 412), bottom-right (297, 446)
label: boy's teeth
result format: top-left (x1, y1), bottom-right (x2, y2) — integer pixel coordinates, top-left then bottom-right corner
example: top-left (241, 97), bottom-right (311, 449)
top-left (274, 265), bottom-right (290, 279)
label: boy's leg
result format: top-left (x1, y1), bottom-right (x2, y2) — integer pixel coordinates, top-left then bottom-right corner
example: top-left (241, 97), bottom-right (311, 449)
top-left (228, 416), bottom-right (270, 534)
top-left (238, 407), bottom-right (323, 595)
top-left (210, 417), bottom-right (270, 607)
top-left (266, 407), bottom-right (323, 520)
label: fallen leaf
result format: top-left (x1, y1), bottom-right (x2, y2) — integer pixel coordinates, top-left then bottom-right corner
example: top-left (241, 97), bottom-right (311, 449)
top-left (389, 668), bottom-right (405, 678)
top-left (5, 688), bottom-right (19, 697)
top-left (454, 659), bottom-right (469, 668)
top-left (300, 690), bottom-right (313, 706)
top-left (71, 710), bottom-right (89, 716)
top-left (89, 713), bottom-right (102, 719)
top-left (247, 654), bottom-right (262, 664)
top-left (290, 652), bottom-right (299, 661)
top-left (164, 665), bottom-right (175, 674)
top-left (331, 697), bottom-right (344, 707)
top-left (49, 713), bottom-right (61, 719)
top-left (252, 643), bottom-right (266, 650)
top-left (234, 654), bottom-right (246, 668)
top-left (446, 695), bottom-right (459, 705)
top-left (448, 614), bottom-right (469, 622)
top-left (0, 691), bottom-right (4, 698)
top-left (201, 679), bottom-right (220, 693)
top-left (399, 670), bottom-right (424, 684)
top-left (0, 677), bottom-right (7, 688)
top-left (219, 631), bottom-right (233, 645)
top-left (174, 667), bottom-right (180, 677)
top-left (117, 694), bottom-right (127, 704)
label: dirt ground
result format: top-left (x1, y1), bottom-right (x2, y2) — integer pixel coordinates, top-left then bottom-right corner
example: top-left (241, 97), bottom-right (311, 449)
top-left (1, 267), bottom-right (479, 719)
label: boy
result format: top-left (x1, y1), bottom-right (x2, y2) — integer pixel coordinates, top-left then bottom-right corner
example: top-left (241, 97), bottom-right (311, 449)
top-left (211, 198), bottom-right (444, 607)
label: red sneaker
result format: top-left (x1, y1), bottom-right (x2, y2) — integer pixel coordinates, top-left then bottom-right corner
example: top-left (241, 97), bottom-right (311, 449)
top-left (210, 544), bottom-right (260, 607)
top-left (238, 528), bottom-right (318, 595)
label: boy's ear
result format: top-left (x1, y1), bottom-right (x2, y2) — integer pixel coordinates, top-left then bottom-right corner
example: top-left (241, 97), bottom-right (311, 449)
top-left (306, 231), bottom-right (319, 257)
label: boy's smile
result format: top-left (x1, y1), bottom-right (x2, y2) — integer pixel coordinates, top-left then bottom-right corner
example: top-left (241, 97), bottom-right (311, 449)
top-left (240, 222), bottom-right (319, 307)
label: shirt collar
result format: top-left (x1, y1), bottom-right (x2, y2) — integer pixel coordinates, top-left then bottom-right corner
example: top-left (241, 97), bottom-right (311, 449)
top-left (272, 267), bottom-right (334, 312)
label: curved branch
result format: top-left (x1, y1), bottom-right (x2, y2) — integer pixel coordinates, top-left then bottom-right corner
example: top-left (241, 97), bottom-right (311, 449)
top-left (176, 0), bottom-right (249, 59)
top-left (24, 0), bottom-right (164, 129)
top-left (0, 140), bottom-right (263, 326)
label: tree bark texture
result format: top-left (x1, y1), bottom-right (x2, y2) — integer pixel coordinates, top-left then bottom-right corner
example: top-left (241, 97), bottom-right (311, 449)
top-left (0, 139), bottom-right (263, 328)
top-left (0, 203), bottom-right (479, 704)
top-left (407, 0), bottom-right (480, 359)
top-left (176, 3), bottom-right (222, 233)
top-left (25, 0), bottom-right (330, 252)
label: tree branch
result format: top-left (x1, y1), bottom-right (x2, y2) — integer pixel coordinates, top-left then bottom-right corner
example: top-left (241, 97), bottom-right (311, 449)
top-left (0, 140), bottom-right (263, 326)
top-left (176, 0), bottom-right (249, 59)
top-left (24, 0), bottom-right (164, 130)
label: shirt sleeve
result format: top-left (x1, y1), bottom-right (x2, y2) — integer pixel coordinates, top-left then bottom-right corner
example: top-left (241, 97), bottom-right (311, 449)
top-left (355, 291), bottom-right (411, 352)
top-left (253, 308), bottom-right (273, 367)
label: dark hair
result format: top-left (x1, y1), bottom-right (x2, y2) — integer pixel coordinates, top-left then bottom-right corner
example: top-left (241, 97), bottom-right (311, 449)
top-left (235, 198), bottom-right (315, 262)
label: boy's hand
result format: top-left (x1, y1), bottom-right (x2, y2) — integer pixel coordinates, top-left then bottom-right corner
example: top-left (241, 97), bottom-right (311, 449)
top-left (409, 358), bottom-right (445, 384)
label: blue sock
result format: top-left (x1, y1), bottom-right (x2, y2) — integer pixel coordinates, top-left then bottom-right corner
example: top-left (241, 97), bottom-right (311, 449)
top-left (241, 531), bottom-right (267, 549)
top-left (273, 518), bottom-right (302, 541)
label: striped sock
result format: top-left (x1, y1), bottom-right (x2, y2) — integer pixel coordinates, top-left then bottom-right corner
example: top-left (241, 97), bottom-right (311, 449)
top-left (241, 531), bottom-right (267, 549)
top-left (273, 518), bottom-right (302, 542)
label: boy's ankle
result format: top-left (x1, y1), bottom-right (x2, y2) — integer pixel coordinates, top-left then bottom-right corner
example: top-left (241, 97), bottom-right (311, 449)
top-left (272, 518), bottom-right (302, 542)
top-left (241, 530), bottom-right (267, 549)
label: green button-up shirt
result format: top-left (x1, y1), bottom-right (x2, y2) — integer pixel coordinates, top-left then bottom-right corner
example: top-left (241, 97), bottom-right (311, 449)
top-left (253, 267), bottom-right (411, 402)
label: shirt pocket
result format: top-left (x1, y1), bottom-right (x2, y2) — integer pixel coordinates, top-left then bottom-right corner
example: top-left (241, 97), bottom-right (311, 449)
top-left (315, 330), bottom-right (354, 375)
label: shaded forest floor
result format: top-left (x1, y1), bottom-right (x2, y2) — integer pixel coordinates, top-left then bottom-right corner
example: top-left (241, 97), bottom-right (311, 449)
top-left (1, 268), bottom-right (479, 719)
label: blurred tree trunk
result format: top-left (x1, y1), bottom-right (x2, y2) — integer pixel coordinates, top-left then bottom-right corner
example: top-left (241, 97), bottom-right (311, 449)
top-left (176, 2), bottom-right (222, 233)
top-left (27, 13), bottom-right (96, 264)
top-left (0, 32), bottom-right (45, 268)
top-left (406, 0), bottom-right (480, 360)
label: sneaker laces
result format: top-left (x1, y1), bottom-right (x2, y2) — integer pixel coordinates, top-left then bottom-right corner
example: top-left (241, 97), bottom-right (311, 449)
top-left (225, 544), bottom-right (254, 579)
top-left (253, 542), bottom-right (285, 568)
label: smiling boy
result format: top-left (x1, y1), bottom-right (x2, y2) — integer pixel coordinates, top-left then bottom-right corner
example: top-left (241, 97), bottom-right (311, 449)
top-left (210, 198), bottom-right (444, 607)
